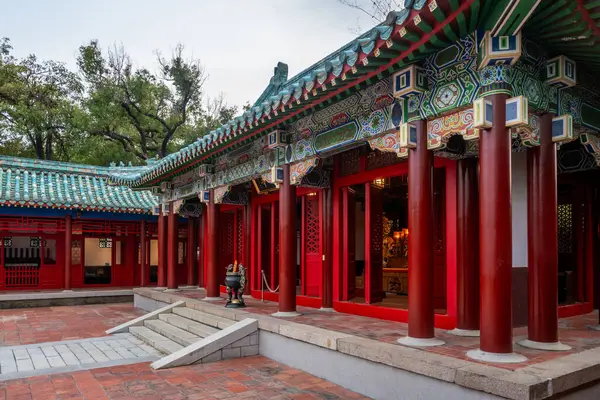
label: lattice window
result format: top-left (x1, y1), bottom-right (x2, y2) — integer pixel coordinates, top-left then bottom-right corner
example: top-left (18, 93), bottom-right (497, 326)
top-left (236, 212), bottom-right (244, 261)
top-left (4, 237), bottom-right (12, 247)
top-left (29, 237), bottom-right (41, 248)
top-left (366, 150), bottom-right (401, 171)
top-left (558, 204), bottom-right (573, 254)
top-left (99, 238), bottom-right (112, 248)
top-left (338, 149), bottom-right (361, 177)
top-left (226, 217), bottom-right (235, 260)
top-left (306, 198), bottom-right (320, 254)
top-left (371, 204), bottom-right (383, 254)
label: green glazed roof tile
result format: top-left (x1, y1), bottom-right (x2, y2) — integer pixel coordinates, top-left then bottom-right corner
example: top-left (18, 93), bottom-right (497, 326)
top-left (0, 155), bottom-right (157, 213)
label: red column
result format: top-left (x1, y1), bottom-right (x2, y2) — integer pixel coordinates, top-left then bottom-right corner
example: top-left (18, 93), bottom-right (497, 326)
top-left (275, 164), bottom-right (299, 316)
top-left (399, 119), bottom-right (443, 346)
top-left (321, 187), bottom-right (334, 310)
top-left (140, 220), bottom-right (147, 287)
top-left (470, 94), bottom-right (526, 362)
top-left (157, 208), bottom-right (167, 288)
top-left (454, 158), bottom-right (480, 334)
top-left (64, 215), bottom-right (72, 291)
top-left (205, 191), bottom-right (221, 299)
top-left (166, 203), bottom-right (178, 290)
top-left (186, 218), bottom-right (197, 287)
top-left (522, 114), bottom-right (570, 350)
top-left (198, 212), bottom-right (205, 288)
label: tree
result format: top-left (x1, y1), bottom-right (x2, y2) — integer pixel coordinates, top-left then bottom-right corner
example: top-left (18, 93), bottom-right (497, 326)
top-left (0, 38), bottom-right (84, 160)
top-left (337, 0), bottom-right (402, 33)
top-left (77, 40), bottom-right (207, 162)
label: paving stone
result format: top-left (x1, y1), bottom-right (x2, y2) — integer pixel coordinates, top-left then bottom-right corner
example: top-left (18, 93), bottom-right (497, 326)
top-left (40, 346), bottom-right (59, 357)
top-left (87, 350), bottom-right (110, 363)
top-left (129, 347), bottom-right (149, 357)
top-left (113, 347), bottom-right (136, 359)
top-left (92, 341), bottom-right (111, 351)
top-left (104, 349), bottom-right (123, 361)
top-left (13, 349), bottom-right (31, 360)
top-left (46, 356), bottom-right (66, 368)
top-left (16, 359), bottom-right (34, 372)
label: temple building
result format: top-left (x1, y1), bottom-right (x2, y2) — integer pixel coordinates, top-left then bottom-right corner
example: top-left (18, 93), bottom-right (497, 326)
top-left (3, 0), bottom-right (600, 364)
top-left (0, 156), bottom-right (200, 290)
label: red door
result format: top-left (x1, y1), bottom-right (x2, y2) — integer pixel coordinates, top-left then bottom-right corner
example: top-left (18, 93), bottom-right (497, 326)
top-left (302, 193), bottom-right (322, 297)
top-left (220, 212), bottom-right (235, 284)
top-left (365, 183), bottom-right (384, 304)
top-left (342, 187), bottom-right (356, 300)
top-left (433, 169), bottom-right (447, 310)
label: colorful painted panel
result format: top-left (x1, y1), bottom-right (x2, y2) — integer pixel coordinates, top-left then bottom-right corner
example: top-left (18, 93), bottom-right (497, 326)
top-left (290, 158), bottom-right (319, 186)
top-left (427, 109), bottom-right (478, 150)
top-left (314, 122), bottom-right (359, 153)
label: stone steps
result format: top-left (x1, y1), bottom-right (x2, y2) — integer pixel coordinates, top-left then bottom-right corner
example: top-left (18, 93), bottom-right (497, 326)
top-left (144, 319), bottom-right (199, 347)
top-left (158, 313), bottom-right (219, 338)
top-left (172, 307), bottom-right (235, 329)
top-left (129, 326), bottom-right (183, 355)
top-left (110, 304), bottom-right (258, 369)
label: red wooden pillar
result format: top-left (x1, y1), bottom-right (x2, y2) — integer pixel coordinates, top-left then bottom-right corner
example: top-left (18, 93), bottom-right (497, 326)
top-left (321, 187), bottom-right (334, 310)
top-left (157, 208), bottom-right (167, 289)
top-left (452, 158), bottom-right (480, 336)
top-left (520, 114), bottom-right (571, 351)
top-left (468, 94), bottom-right (526, 363)
top-left (64, 215), bottom-right (72, 291)
top-left (205, 190), bottom-right (221, 300)
top-left (140, 220), bottom-right (147, 287)
top-left (274, 164), bottom-right (300, 316)
top-left (166, 203), bottom-right (179, 291)
top-left (399, 120), bottom-right (444, 347)
top-left (186, 218), bottom-right (197, 287)
top-left (198, 212), bottom-right (205, 288)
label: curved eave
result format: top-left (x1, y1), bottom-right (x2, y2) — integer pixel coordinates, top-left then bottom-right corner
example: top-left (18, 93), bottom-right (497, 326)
top-left (523, 0), bottom-right (600, 68)
top-left (0, 200), bottom-right (153, 214)
top-left (118, 0), bottom-right (478, 189)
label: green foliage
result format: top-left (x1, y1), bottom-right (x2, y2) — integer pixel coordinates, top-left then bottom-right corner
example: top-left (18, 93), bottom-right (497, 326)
top-left (0, 38), bottom-right (245, 165)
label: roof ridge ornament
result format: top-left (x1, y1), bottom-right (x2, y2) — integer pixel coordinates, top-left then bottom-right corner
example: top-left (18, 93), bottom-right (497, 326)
top-left (253, 62), bottom-right (289, 108)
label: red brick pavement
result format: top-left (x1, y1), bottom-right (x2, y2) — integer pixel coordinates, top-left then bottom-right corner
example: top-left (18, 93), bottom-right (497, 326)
top-left (176, 291), bottom-right (600, 371)
top-left (0, 304), bottom-right (144, 345)
top-left (0, 357), bottom-right (369, 400)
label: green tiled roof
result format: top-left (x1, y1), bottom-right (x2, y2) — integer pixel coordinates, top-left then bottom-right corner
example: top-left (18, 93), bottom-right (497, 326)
top-left (0, 156), bottom-right (157, 213)
top-left (110, 0), bottom-right (464, 188)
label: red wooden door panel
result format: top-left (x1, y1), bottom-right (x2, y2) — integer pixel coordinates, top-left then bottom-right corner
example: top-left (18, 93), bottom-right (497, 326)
top-left (220, 212), bottom-right (235, 284)
top-left (365, 183), bottom-right (384, 304)
top-left (342, 187), bottom-right (356, 300)
top-left (303, 194), bottom-right (322, 297)
top-left (433, 169), bottom-right (447, 310)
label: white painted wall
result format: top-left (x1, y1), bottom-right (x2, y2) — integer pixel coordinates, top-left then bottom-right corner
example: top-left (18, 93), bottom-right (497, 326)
top-left (512, 151), bottom-right (528, 268)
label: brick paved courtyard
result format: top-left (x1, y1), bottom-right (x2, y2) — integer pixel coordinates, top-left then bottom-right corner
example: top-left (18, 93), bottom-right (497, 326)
top-left (0, 356), bottom-right (369, 400)
top-left (0, 302), bottom-right (369, 398)
top-left (0, 304), bottom-right (144, 346)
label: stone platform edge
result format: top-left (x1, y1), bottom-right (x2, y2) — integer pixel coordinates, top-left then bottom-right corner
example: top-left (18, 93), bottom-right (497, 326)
top-left (133, 288), bottom-right (600, 400)
top-left (0, 289), bottom-right (134, 302)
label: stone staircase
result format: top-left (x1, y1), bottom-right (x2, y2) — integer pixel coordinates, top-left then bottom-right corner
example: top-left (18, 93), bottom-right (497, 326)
top-left (106, 301), bottom-right (258, 369)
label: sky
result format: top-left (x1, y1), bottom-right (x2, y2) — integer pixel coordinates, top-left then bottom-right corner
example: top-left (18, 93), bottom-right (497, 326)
top-left (3, 0), bottom-right (378, 109)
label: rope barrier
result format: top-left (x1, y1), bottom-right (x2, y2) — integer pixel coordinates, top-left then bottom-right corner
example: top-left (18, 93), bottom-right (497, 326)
top-left (261, 269), bottom-right (279, 302)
